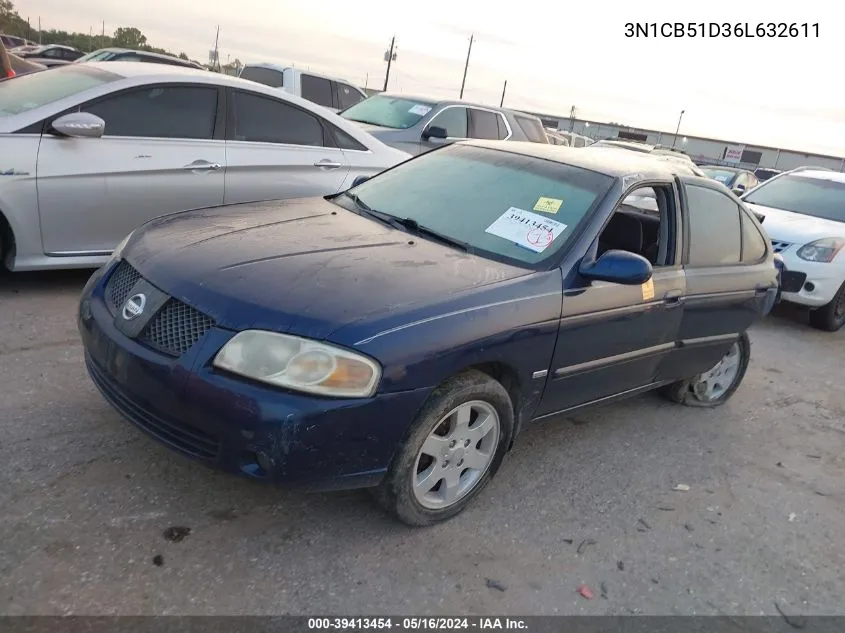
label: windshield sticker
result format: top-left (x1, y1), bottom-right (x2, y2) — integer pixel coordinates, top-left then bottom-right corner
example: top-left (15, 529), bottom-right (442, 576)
top-left (533, 197), bottom-right (563, 214)
top-left (485, 207), bottom-right (568, 254)
top-left (408, 104), bottom-right (432, 116)
top-left (641, 278), bottom-right (655, 301)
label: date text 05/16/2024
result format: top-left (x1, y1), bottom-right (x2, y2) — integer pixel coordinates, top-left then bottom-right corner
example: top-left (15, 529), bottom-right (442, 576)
top-left (624, 22), bottom-right (819, 38)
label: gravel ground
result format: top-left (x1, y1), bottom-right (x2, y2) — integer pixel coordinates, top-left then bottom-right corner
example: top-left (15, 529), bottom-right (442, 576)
top-left (1, 269), bottom-right (843, 617)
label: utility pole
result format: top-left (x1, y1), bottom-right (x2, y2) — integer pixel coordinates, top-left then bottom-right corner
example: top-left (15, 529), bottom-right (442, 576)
top-left (37, 17), bottom-right (41, 44)
top-left (89, 26), bottom-right (93, 52)
top-left (459, 33), bottom-right (474, 99)
top-left (212, 25), bottom-right (220, 72)
top-left (382, 35), bottom-right (396, 92)
top-left (672, 109), bottom-right (685, 148)
top-left (364, 73), bottom-right (369, 90)
top-left (499, 80), bottom-right (507, 107)
top-left (101, 21), bottom-right (105, 48)
top-left (569, 105), bottom-right (577, 131)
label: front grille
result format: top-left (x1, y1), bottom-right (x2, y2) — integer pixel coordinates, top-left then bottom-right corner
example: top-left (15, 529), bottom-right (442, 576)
top-left (105, 260), bottom-right (141, 314)
top-left (86, 354), bottom-right (220, 460)
top-left (141, 299), bottom-right (216, 357)
top-left (771, 240), bottom-right (793, 254)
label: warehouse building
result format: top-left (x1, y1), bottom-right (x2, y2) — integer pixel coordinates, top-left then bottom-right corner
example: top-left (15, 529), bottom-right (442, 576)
top-left (524, 113), bottom-right (845, 172)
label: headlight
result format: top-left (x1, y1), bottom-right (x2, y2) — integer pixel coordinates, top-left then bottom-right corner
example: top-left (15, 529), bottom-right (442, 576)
top-left (796, 238), bottom-right (845, 263)
top-left (213, 330), bottom-right (381, 398)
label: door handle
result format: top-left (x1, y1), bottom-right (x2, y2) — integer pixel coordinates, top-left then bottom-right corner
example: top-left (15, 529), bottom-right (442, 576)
top-left (183, 161), bottom-right (221, 171)
top-left (314, 160), bottom-right (343, 169)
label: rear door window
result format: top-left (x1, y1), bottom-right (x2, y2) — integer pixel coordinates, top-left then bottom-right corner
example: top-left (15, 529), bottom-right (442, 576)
top-left (301, 74), bottom-right (333, 108)
top-left (240, 66), bottom-right (285, 88)
top-left (685, 184), bottom-right (742, 266)
top-left (231, 90), bottom-right (325, 146)
top-left (468, 108), bottom-right (501, 140)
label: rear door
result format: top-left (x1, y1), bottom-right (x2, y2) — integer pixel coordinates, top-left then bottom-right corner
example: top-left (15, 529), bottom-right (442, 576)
top-left (36, 83), bottom-right (225, 254)
top-left (223, 88), bottom-right (350, 205)
top-left (661, 177), bottom-right (777, 378)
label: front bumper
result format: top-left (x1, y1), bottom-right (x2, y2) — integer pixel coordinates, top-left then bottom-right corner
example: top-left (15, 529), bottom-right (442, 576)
top-left (77, 264), bottom-right (432, 491)
top-left (775, 252), bottom-right (845, 308)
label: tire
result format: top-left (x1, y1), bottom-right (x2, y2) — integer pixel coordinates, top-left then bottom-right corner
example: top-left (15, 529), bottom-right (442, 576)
top-left (372, 370), bottom-right (514, 527)
top-left (808, 281), bottom-right (845, 332)
top-left (660, 331), bottom-right (751, 408)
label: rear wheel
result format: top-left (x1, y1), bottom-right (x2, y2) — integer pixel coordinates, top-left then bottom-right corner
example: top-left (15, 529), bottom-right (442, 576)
top-left (808, 281), bottom-right (845, 332)
top-left (661, 332), bottom-right (750, 408)
top-left (372, 370), bottom-right (513, 527)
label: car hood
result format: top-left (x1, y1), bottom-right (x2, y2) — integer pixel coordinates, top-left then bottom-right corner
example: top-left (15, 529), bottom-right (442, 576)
top-left (745, 202), bottom-right (845, 243)
top-left (126, 198), bottom-right (530, 340)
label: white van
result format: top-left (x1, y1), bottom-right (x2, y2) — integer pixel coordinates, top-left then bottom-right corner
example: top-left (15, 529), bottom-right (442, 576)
top-left (238, 63), bottom-right (368, 113)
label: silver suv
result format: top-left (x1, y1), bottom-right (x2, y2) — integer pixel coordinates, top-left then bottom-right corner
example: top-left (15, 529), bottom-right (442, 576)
top-left (340, 93), bottom-right (549, 156)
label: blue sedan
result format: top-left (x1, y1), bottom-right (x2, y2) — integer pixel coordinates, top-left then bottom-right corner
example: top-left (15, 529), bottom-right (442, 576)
top-left (78, 141), bottom-right (779, 526)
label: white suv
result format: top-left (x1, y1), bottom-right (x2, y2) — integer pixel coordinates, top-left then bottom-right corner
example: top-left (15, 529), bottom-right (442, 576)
top-left (742, 168), bottom-right (845, 331)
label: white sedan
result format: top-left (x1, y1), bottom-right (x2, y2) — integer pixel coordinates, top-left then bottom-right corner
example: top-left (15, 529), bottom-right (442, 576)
top-left (743, 168), bottom-right (845, 331)
top-left (0, 62), bottom-right (410, 272)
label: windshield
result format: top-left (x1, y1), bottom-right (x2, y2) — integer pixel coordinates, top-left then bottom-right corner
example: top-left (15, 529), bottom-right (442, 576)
top-left (0, 65), bottom-right (119, 117)
top-left (340, 144), bottom-right (613, 267)
top-left (341, 95), bottom-right (437, 129)
top-left (75, 50), bottom-right (115, 63)
top-left (744, 174), bottom-right (845, 222)
top-left (702, 168), bottom-right (738, 185)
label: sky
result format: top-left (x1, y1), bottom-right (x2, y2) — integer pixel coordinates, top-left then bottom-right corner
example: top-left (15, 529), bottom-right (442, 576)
top-left (15, 0), bottom-right (845, 156)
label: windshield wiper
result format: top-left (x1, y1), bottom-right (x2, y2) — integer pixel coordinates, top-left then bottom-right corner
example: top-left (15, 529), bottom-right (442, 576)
top-left (341, 193), bottom-right (469, 252)
top-left (342, 191), bottom-right (400, 228)
top-left (390, 217), bottom-right (471, 252)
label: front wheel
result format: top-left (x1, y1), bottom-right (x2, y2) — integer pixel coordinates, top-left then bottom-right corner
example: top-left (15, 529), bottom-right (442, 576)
top-left (372, 370), bottom-right (514, 527)
top-left (808, 281), bottom-right (845, 332)
top-left (661, 332), bottom-right (750, 408)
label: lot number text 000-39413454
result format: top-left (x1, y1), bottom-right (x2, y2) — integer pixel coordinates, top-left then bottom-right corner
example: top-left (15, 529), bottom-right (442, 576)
top-left (624, 22), bottom-right (819, 38)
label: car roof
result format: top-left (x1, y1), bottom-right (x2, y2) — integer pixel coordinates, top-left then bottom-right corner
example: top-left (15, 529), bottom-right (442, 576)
top-left (241, 62), bottom-right (360, 86)
top-left (91, 48), bottom-right (197, 64)
top-left (787, 169), bottom-right (845, 183)
top-left (81, 61), bottom-right (214, 79)
top-left (375, 93), bottom-right (538, 117)
top-left (701, 165), bottom-right (745, 173)
top-left (464, 140), bottom-right (700, 180)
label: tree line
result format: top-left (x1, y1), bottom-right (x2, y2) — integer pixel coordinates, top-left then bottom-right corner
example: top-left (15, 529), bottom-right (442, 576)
top-left (1, 0), bottom-right (195, 62)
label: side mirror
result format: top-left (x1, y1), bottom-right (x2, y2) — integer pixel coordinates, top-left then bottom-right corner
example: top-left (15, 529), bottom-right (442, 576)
top-left (422, 125), bottom-right (448, 141)
top-left (51, 112), bottom-right (105, 138)
top-left (351, 175), bottom-right (370, 188)
top-left (732, 184), bottom-right (746, 196)
top-left (579, 249), bottom-right (653, 285)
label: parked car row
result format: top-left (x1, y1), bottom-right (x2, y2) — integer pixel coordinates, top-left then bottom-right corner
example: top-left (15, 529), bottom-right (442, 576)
top-left (0, 62), bottom-right (409, 271)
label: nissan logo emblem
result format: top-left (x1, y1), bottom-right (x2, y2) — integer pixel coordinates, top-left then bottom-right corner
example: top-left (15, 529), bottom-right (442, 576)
top-left (122, 293), bottom-right (147, 320)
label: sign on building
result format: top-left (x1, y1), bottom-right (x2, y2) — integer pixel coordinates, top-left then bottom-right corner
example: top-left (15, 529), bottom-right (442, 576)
top-left (723, 144), bottom-right (745, 163)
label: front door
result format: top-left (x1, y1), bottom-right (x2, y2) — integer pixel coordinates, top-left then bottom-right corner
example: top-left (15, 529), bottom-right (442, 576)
top-left (535, 182), bottom-right (686, 416)
top-left (36, 84), bottom-right (225, 254)
top-left (223, 89), bottom-right (351, 205)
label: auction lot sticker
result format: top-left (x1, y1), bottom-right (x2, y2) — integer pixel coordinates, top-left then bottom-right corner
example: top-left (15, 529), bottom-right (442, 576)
top-left (486, 207), bottom-right (567, 253)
